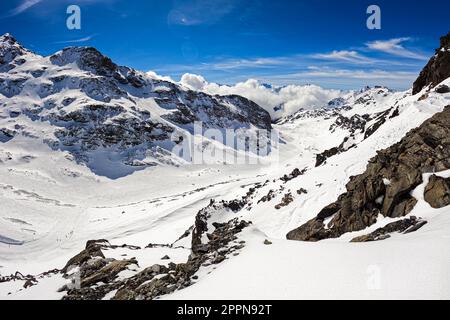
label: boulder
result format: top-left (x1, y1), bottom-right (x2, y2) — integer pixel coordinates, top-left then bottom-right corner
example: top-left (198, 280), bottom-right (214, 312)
top-left (436, 84), bottom-right (450, 94)
top-left (424, 175), bottom-right (450, 208)
top-left (62, 239), bottom-right (107, 273)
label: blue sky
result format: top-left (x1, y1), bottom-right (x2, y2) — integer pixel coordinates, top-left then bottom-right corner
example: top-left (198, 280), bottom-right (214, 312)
top-left (1, 0), bottom-right (449, 89)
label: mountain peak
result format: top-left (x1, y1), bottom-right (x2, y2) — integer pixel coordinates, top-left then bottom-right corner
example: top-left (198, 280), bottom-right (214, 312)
top-left (413, 31), bottom-right (450, 94)
top-left (439, 31), bottom-right (450, 51)
top-left (50, 46), bottom-right (119, 76)
top-left (0, 33), bottom-right (29, 70)
top-left (0, 33), bottom-right (20, 47)
top-left (0, 33), bottom-right (15, 41)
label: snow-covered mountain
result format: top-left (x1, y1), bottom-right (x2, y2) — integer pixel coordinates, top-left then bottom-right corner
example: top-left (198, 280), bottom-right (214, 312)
top-left (0, 32), bottom-right (450, 300)
top-left (0, 33), bottom-right (273, 178)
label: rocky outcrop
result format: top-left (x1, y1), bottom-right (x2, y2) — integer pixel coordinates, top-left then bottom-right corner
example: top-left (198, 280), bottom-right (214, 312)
top-left (275, 192), bottom-right (294, 210)
top-left (435, 84), bottom-right (450, 94)
top-left (413, 31), bottom-right (450, 94)
top-left (424, 175), bottom-right (450, 208)
top-left (350, 216), bottom-right (427, 242)
top-left (57, 200), bottom-right (252, 300)
top-left (315, 108), bottom-right (395, 167)
top-left (329, 114), bottom-right (368, 134)
top-left (287, 105), bottom-right (450, 242)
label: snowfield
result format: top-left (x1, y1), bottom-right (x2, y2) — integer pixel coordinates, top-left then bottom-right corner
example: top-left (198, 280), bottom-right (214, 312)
top-left (1, 33), bottom-right (450, 300)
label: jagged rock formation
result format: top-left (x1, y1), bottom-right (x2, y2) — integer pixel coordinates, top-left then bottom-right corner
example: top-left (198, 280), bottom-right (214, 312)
top-left (315, 107), bottom-right (397, 167)
top-left (350, 216), bottom-right (427, 242)
top-left (424, 175), bottom-right (450, 208)
top-left (54, 198), bottom-right (252, 300)
top-left (287, 105), bottom-right (450, 241)
top-left (413, 31), bottom-right (450, 94)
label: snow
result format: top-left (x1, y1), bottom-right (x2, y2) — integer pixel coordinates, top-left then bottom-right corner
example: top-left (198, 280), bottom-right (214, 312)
top-left (167, 169), bottom-right (450, 300)
top-left (1, 35), bottom-right (450, 299)
top-left (166, 218), bottom-right (450, 300)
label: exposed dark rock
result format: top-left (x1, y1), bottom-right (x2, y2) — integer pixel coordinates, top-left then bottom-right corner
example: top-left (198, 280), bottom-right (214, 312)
top-left (48, 200), bottom-right (248, 299)
top-left (350, 217), bottom-right (427, 242)
top-left (315, 109), bottom-right (395, 167)
top-left (115, 216), bottom-right (251, 300)
top-left (62, 239), bottom-right (107, 273)
top-left (50, 47), bottom-right (119, 77)
top-left (275, 193), bottom-right (294, 210)
top-left (329, 114), bottom-right (367, 133)
top-left (288, 105), bottom-right (450, 241)
top-left (424, 174), bottom-right (450, 208)
top-left (280, 167), bottom-right (307, 183)
top-left (390, 107), bottom-right (400, 119)
top-left (80, 258), bottom-right (137, 288)
top-left (364, 109), bottom-right (391, 139)
top-left (222, 199), bottom-right (246, 212)
top-left (0, 269), bottom-right (59, 288)
top-left (0, 128), bottom-right (16, 143)
top-left (257, 189), bottom-right (277, 204)
top-left (315, 147), bottom-right (340, 167)
top-left (0, 33), bottom-right (29, 72)
top-left (435, 84), bottom-right (450, 94)
top-left (263, 239), bottom-right (273, 245)
top-left (413, 31), bottom-right (450, 94)
top-left (1, 34), bottom-right (273, 177)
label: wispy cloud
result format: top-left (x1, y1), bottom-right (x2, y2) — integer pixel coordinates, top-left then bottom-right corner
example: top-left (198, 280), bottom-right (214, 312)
top-left (6, 0), bottom-right (42, 17)
top-left (168, 0), bottom-right (238, 26)
top-left (208, 57), bottom-right (293, 69)
top-left (299, 66), bottom-right (417, 80)
top-left (156, 50), bottom-right (421, 76)
top-left (366, 38), bottom-right (428, 60)
top-left (154, 55), bottom-right (302, 73)
top-left (54, 34), bottom-right (96, 44)
top-left (263, 67), bottom-right (419, 90)
top-left (312, 50), bottom-right (376, 64)
top-left (154, 35), bottom-right (428, 90)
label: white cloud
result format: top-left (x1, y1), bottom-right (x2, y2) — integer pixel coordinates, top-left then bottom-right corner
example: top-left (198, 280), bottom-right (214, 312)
top-left (180, 73), bottom-right (208, 90)
top-left (366, 38), bottom-right (428, 60)
top-left (312, 50), bottom-right (375, 64)
top-left (179, 73), bottom-right (341, 119)
top-left (146, 71), bottom-right (175, 83)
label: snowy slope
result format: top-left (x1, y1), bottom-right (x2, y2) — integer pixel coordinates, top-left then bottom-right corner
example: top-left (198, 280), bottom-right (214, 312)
top-left (1, 33), bottom-right (450, 300)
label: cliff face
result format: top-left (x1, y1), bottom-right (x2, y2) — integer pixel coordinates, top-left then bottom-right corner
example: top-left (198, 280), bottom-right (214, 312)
top-left (412, 31), bottom-right (450, 94)
top-left (287, 105), bottom-right (450, 241)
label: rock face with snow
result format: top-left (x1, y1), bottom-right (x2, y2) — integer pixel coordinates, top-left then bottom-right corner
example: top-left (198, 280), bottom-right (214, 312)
top-left (0, 34), bottom-right (272, 177)
top-left (413, 31), bottom-right (450, 94)
top-left (424, 175), bottom-right (450, 208)
top-left (287, 105), bottom-right (450, 241)
top-left (0, 33), bottom-right (29, 72)
top-left (1, 31), bottom-right (450, 300)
